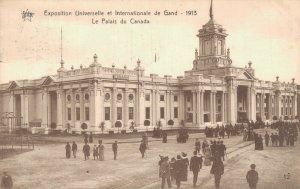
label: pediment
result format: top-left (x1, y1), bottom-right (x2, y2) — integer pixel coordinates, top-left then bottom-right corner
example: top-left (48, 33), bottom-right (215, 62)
top-left (236, 71), bottom-right (255, 80)
top-left (7, 81), bottom-right (21, 90)
top-left (41, 76), bottom-right (56, 86)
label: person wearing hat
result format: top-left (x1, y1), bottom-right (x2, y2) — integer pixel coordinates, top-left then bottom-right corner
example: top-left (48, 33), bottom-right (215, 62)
top-left (181, 152), bottom-right (189, 183)
top-left (1, 171), bottom-right (13, 189)
top-left (174, 155), bottom-right (185, 189)
top-left (210, 155), bottom-right (224, 189)
top-left (246, 164), bottom-right (259, 189)
top-left (139, 140), bottom-right (147, 158)
top-left (190, 151), bottom-right (203, 187)
top-left (112, 141), bottom-right (118, 160)
top-left (82, 142), bottom-right (90, 161)
top-left (65, 142), bottom-right (71, 159)
top-left (98, 140), bottom-right (105, 161)
top-left (160, 156), bottom-right (172, 189)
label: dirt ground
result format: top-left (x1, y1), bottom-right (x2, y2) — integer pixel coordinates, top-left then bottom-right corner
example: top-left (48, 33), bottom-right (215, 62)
top-left (0, 131), bottom-right (299, 189)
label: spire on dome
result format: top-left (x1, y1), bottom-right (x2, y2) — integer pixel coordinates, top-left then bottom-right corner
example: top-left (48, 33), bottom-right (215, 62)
top-left (209, 0), bottom-right (213, 19)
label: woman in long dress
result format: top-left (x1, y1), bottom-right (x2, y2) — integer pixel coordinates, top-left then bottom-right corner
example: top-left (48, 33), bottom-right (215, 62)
top-left (204, 146), bottom-right (212, 166)
top-left (98, 140), bottom-right (105, 161)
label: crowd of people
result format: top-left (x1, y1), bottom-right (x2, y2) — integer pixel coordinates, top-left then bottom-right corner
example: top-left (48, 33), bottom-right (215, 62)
top-left (176, 128), bottom-right (189, 143)
top-left (204, 124), bottom-right (245, 139)
top-left (158, 137), bottom-right (227, 189)
top-left (65, 139), bottom-right (115, 161)
top-left (253, 121), bottom-right (299, 150)
top-left (61, 120), bottom-right (299, 189)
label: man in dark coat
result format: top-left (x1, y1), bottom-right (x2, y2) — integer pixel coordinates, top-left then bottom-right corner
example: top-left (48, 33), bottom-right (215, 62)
top-left (112, 141), bottom-right (118, 160)
top-left (65, 142), bottom-right (71, 159)
top-left (139, 141), bottom-right (147, 158)
top-left (246, 164), bottom-right (259, 189)
top-left (264, 132), bottom-right (270, 147)
top-left (190, 151), bottom-right (203, 187)
top-left (270, 133), bottom-right (275, 146)
top-left (72, 141), bottom-right (77, 158)
top-left (162, 132), bottom-right (168, 143)
top-left (174, 155), bottom-right (185, 189)
top-left (83, 142), bottom-right (90, 160)
top-left (210, 156), bottom-right (224, 189)
top-left (181, 152), bottom-right (189, 182)
top-left (219, 141), bottom-right (226, 161)
top-left (1, 172), bottom-right (13, 189)
top-left (160, 156), bottom-right (172, 189)
top-left (195, 138), bottom-right (201, 153)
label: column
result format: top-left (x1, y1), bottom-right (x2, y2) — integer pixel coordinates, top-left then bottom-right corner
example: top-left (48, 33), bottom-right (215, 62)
top-left (124, 89), bottom-right (129, 127)
top-left (212, 91), bottom-right (216, 124)
top-left (21, 92), bottom-right (29, 128)
top-left (282, 95), bottom-right (286, 117)
top-left (224, 92), bottom-right (228, 123)
top-left (56, 89), bottom-right (63, 129)
top-left (210, 91), bottom-right (213, 123)
top-left (247, 87), bottom-right (251, 120)
top-left (287, 96), bottom-right (290, 117)
top-left (221, 91), bottom-right (225, 123)
top-left (179, 90), bottom-right (184, 122)
top-left (42, 89), bottom-right (49, 128)
top-left (156, 90), bottom-right (160, 123)
top-left (71, 91), bottom-right (75, 128)
top-left (268, 94), bottom-right (273, 121)
top-left (8, 94), bottom-right (14, 133)
top-left (170, 91), bottom-right (173, 120)
top-left (260, 93), bottom-right (265, 121)
top-left (166, 91), bottom-right (170, 122)
top-left (274, 92), bottom-right (280, 118)
top-left (200, 91), bottom-right (204, 124)
top-left (138, 89), bottom-right (145, 127)
top-left (293, 93), bottom-right (297, 118)
top-left (112, 87), bottom-right (116, 127)
top-left (90, 83), bottom-right (102, 128)
top-left (228, 82), bottom-right (237, 123)
top-left (151, 89), bottom-right (156, 126)
top-left (196, 90), bottom-right (201, 126)
top-left (80, 90), bottom-right (84, 123)
top-left (250, 88), bottom-right (256, 121)
top-left (192, 91), bottom-right (196, 125)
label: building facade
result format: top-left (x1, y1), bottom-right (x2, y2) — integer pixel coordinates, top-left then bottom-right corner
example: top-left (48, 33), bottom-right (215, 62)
top-left (0, 3), bottom-right (299, 134)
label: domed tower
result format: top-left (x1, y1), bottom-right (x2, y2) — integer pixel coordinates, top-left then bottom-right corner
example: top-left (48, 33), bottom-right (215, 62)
top-left (193, 0), bottom-right (231, 70)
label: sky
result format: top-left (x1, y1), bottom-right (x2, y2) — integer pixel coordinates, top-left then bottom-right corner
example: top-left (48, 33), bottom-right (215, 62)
top-left (0, 0), bottom-right (299, 84)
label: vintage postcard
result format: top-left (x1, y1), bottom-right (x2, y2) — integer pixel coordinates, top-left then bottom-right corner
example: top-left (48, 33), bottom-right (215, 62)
top-left (0, 0), bottom-right (299, 189)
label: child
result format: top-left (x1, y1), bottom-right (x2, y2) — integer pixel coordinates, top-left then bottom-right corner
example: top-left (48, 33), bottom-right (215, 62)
top-left (93, 145), bottom-right (98, 160)
top-left (246, 164), bottom-right (259, 189)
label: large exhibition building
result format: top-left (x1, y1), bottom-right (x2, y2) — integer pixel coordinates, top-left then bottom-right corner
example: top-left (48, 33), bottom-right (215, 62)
top-left (0, 2), bottom-right (299, 134)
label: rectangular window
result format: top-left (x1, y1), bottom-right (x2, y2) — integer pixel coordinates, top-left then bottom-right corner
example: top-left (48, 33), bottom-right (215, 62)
top-left (187, 97), bottom-right (191, 102)
top-left (105, 107), bottom-right (110, 121)
top-left (117, 107), bottom-right (122, 120)
top-left (174, 107), bottom-right (178, 118)
top-left (129, 107), bottom-right (134, 120)
top-left (67, 108), bottom-right (71, 121)
top-left (174, 95), bottom-right (178, 102)
top-left (160, 107), bottom-right (165, 119)
top-left (85, 107), bottom-right (89, 121)
top-left (160, 95), bottom-right (164, 101)
top-left (145, 107), bottom-right (150, 119)
top-left (145, 94), bottom-right (150, 101)
top-left (76, 107), bottom-right (80, 121)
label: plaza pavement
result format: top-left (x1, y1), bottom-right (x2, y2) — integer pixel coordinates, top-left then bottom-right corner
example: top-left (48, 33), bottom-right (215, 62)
top-left (0, 132), bottom-right (299, 189)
